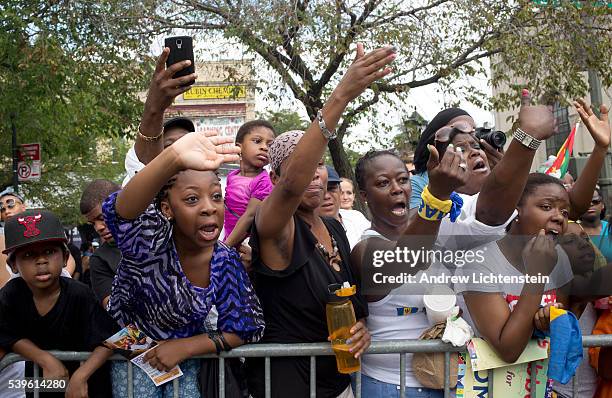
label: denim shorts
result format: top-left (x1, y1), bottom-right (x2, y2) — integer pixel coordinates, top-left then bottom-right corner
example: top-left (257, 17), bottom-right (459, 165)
top-left (352, 373), bottom-right (444, 398)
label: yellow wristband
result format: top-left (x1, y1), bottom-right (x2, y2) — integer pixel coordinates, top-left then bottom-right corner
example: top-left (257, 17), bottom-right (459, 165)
top-left (421, 185), bottom-right (452, 213)
top-left (418, 203), bottom-right (447, 221)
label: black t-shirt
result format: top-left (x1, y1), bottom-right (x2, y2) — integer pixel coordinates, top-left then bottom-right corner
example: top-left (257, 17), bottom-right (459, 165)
top-left (246, 216), bottom-right (368, 398)
top-left (88, 241), bottom-right (121, 304)
top-left (0, 277), bottom-right (120, 397)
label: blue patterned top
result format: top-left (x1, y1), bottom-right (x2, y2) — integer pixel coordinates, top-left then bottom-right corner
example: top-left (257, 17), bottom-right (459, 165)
top-left (102, 191), bottom-right (265, 342)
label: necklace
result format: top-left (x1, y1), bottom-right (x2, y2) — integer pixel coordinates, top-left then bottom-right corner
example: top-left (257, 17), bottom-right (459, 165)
top-left (316, 235), bottom-right (342, 272)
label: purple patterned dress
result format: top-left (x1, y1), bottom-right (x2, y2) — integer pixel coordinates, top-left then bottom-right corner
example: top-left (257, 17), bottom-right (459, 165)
top-left (102, 191), bottom-right (264, 342)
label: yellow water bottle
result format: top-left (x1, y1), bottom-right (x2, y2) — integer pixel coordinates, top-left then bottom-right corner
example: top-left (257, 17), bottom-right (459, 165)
top-left (326, 282), bottom-right (361, 374)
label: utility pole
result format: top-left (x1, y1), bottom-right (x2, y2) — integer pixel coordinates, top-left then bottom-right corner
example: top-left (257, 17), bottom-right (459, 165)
top-left (9, 114), bottom-right (18, 193)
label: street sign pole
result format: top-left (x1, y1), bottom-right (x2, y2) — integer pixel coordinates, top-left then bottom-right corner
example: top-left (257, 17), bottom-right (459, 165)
top-left (9, 114), bottom-right (18, 193)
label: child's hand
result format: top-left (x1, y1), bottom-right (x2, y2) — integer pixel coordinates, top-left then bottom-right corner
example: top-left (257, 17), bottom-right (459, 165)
top-left (144, 340), bottom-right (190, 372)
top-left (41, 355), bottom-right (69, 379)
top-left (65, 371), bottom-right (89, 398)
top-left (238, 243), bottom-right (253, 273)
top-left (332, 44), bottom-right (396, 104)
top-left (574, 99), bottom-right (610, 150)
top-left (170, 131), bottom-right (241, 171)
top-left (534, 303), bottom-right (564, 332)
top-left (144, 48), bottom-right (197, 114)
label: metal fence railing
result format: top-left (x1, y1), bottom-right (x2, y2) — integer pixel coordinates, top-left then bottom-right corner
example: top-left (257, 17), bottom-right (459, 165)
top-left (1, 335), bottom-right (612, 398)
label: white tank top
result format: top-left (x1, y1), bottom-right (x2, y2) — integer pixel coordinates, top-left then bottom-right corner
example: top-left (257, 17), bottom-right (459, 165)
top-left (359, 229), bottom-right (431, 387)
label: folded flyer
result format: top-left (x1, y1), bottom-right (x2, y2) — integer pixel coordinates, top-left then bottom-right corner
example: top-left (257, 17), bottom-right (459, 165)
top-left (105, 324), bottom-right (183, 386)
top-left (131, 348), bottom-right (184, 387)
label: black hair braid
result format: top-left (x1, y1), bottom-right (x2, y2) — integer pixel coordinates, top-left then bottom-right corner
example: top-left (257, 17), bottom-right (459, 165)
top-left (155, 175), bottom-right (178, 211)
top-left (355, 150), bottom-right (403, 191)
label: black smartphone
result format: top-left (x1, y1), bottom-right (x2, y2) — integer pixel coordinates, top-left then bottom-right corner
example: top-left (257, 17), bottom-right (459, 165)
top-left (164, 36), bottom-right (195, 85)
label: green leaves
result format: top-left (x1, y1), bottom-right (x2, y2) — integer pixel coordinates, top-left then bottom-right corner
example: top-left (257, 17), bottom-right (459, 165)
top-left (0, 0), bottom-right (150, 223)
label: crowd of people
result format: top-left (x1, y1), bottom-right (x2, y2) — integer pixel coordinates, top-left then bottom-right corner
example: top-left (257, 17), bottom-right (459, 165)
top-left (0, 42), bottom-right (611, 398)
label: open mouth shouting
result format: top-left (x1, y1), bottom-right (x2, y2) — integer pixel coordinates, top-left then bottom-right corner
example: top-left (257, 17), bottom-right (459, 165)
top-left (391, 202), bottom-right (407, 217)
top-left (199, 222), bottom-right (219, 241)
top-left (471, 158), bottom-right (488, 173)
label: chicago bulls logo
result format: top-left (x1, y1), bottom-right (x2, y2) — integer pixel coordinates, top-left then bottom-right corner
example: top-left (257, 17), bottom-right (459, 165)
top-left (17, 214), bottom-right (42, 238)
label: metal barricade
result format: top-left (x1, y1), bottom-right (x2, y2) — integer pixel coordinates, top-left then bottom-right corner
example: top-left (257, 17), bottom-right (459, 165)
top-left (1, 335), bottom-right (612, 398)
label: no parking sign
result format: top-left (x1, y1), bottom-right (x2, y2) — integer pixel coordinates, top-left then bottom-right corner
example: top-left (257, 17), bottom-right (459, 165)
top-left (17, 143), bottom-right (41, 182)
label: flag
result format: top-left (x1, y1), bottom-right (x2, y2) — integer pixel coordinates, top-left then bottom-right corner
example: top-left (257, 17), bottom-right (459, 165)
top-left (547, 306), bottom-right (583, 384)
top-left (545, 122), bottom-right (579, 178)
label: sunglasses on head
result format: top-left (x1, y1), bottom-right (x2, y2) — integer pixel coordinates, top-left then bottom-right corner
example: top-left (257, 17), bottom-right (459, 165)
top-left (0, 198), bottom-right (22, 212)
top-left (434, 121), bottom-right (475, 143)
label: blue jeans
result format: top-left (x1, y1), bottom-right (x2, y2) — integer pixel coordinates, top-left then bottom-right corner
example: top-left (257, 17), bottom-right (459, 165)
top-left (111, 359), bottom-right (201, 398)
top-left (353, 373), bottom-right (444, 398)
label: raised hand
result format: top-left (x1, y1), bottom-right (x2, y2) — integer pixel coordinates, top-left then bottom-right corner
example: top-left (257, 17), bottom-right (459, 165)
top-left (170, 131), bottom-right (241, 171)
top-left (518, 89), bottom-right (556, 141)
top-left (574, 99), bottom-right (610, 149)
top-left (144, 48), bottom-right (197, 114)
top-left (426, 143), bottom-right (469, 200)
top-left (332, 44), bottom-right (396, 104)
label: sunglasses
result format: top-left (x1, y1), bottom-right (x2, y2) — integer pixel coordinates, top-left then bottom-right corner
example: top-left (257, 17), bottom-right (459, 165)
top-left (434, 121), bottom-right (475, 144)
top-left (591, 198), bottom-right (602, 205)
top-left (0, 198), bottom-right (22, 212)
top-left (327, 184), bottom-right (340, 192)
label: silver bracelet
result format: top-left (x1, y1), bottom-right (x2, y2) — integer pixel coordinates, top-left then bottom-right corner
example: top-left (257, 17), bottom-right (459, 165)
top-left (316, 109), bottom-right (337, 140)
top-left (513, 127), bottom-right (541, 150)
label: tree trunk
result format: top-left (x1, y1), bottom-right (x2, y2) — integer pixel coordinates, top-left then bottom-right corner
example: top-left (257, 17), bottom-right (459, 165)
top-left (328, 137), bottom-right (369, 217)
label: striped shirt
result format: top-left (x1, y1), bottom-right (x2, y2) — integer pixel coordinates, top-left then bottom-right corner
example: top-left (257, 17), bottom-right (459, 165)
top-left (102, 191), bottom-right (264, 342)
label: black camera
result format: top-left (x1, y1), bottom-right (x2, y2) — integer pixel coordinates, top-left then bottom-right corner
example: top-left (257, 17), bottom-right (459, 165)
top-left (475, 127), bottom-right (506, 150)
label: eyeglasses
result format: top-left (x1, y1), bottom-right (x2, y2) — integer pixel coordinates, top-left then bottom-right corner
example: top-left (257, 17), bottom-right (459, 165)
top-left (0, 198), bottom-right (22, 212)
top-left (591, 198), bottom-right (602, 205)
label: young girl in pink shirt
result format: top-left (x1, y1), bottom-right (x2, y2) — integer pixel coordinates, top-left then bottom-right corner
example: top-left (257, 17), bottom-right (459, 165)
top-left (223, 120), bottom-right (275, 247)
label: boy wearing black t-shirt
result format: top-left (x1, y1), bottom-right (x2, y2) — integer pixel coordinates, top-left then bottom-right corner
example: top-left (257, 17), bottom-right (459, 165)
top-left (0, 210), bottom-right (119, 397)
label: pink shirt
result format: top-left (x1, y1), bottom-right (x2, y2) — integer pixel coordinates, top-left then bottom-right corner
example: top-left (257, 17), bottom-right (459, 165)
top-left (223, 169), bottom-right (273, 241)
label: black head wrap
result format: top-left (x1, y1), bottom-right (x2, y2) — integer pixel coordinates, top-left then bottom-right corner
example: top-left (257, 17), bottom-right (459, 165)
top-left (413, 108), bottom-right (471, 174)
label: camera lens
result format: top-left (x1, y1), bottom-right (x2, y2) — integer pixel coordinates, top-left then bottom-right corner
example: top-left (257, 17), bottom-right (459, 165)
top-left (176, 39), bottom-right (182, 47)
top-left (490, 131), bottom-right (507, 149)
top-left (475, 128), bottom-right (506, 150)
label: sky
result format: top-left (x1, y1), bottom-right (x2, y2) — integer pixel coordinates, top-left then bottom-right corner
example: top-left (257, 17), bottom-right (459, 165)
top-left (150, 34), bottom-right (496, 152)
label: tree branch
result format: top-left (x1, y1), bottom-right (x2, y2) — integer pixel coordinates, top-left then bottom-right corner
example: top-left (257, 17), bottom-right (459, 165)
top-left (310, 0), bottom-right (379, 99)
top-left (278, 0), bottom-right (314, 85)
top-left (362, 0), bottom-right (451, 29)
top-left (378, 30), bottom-right (501, 93)
top-left (337, 91), bottom-right (380, 140)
